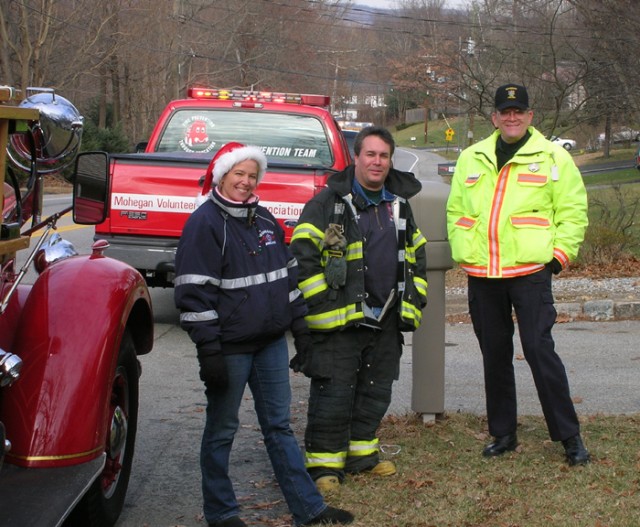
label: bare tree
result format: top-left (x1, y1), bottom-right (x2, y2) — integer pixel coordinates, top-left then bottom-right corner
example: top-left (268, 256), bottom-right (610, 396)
top-left (0, 0), bottom-right (56, 89)
top-left (567, 0), bottom-right (640, 152)
top-left (6, 0), bottom-right (637, 152)
top-left (0, 0), bottom-right (119, 92)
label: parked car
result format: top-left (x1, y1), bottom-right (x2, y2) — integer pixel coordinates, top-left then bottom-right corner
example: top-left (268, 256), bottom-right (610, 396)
top-left (598, 127), bottom-right (640, 144)
top-left (551, 136), bottom-right (577, 151)
top-left (635, 145), bottom-right (640, 170)
top-left (342, 129), bottom-right (357, 161)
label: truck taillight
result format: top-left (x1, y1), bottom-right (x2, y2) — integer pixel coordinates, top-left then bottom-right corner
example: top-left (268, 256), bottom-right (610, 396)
top-left (187, 87), bottom-right (330, 108)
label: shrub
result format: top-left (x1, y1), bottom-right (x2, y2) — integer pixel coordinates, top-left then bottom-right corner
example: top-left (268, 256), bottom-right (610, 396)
top-left (579, 185), bottom-right (640, 265)
top-left (81, 120), bottom-right (130, 153)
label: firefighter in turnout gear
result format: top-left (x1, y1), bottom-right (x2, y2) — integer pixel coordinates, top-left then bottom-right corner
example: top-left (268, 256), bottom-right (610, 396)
top-left (290, 126), bottom-right (428, 493)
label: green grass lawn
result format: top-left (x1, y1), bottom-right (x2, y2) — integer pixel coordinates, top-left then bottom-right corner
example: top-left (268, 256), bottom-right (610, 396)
top-left (394, 118), bottom-right (494, 152)
top-left (582, 168), bottom-right (640, 187)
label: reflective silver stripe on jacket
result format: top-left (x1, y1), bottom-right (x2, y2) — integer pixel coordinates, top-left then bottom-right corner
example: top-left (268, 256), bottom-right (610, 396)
top-left (219, 266), bottom-right (288, 289)
top-left (290, 288), bottom-right (303, 303)
top-left (180, 310), bottom-right (218, 323)
top-left (174, 274), bottom-right (221, 287)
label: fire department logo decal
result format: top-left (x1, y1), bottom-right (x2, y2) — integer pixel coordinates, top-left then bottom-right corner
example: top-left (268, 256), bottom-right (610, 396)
top-left (258, 228), bottom-right (276, 248)
top-left (178, 115), bottom-right (217, 153)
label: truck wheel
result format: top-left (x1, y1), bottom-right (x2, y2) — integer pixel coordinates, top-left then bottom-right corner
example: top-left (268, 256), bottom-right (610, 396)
top-left (65, 330), bottom-right (139, 527)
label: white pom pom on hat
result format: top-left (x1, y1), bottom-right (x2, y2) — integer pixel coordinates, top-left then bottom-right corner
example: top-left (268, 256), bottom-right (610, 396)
top-left (210, 142), bottom-right (267, 185)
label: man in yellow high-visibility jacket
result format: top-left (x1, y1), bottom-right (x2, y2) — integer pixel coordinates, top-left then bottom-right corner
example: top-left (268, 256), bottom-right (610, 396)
top-left (447, 83), bottom-right (590, 466)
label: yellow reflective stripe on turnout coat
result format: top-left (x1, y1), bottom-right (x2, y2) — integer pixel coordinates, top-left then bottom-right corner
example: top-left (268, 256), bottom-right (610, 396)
top-left (291, 165), bottom-right (428, 332)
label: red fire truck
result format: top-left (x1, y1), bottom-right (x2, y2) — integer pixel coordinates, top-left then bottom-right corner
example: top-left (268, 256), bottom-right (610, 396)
top-left (0, 87), bottom-right (153, 526)
top-left (95, 87), bottom-right (353, 287)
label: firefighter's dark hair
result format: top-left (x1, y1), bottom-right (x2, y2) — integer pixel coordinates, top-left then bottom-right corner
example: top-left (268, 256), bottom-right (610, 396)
top-left (353, 126), bottom-right (395, 157)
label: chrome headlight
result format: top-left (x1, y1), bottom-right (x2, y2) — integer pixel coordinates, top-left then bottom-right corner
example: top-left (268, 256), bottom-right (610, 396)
top-left (34, 232), bottom-right (78, 274)
top-left (6, 88), bottom-right (83, 176)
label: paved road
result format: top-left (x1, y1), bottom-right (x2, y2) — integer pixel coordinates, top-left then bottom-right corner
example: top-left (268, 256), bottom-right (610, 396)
top-left (579, 158), bottom-right (635, 174)
top-left (395, 320), bottom-right (640, 417)
top-left (144, 286), bottom-right (640, 419)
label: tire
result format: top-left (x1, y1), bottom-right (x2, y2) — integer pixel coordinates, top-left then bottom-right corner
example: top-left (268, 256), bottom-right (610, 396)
top-left (65, 330), bottom-right (139, 527)
top-left (562, 143), bottom-right (572, 151)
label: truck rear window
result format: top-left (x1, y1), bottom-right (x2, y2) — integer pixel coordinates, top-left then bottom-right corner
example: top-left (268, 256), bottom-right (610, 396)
top-left (155, 109), bottom-right (333, 166)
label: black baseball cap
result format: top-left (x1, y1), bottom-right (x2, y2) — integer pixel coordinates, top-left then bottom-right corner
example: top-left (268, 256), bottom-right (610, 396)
top-left (494, 84), bottom-right (529, 111)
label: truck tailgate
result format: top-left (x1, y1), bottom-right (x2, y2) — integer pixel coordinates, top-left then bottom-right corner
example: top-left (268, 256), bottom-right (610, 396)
top-left (97, 156), bottom-right (205, 238)
top-left (99, 154), bottom-right (326, 242)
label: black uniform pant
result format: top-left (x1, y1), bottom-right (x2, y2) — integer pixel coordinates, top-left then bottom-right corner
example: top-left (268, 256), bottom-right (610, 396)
top-left (304, 313), bottom-right (403, 482)
top-left (468, 267), bottom-right (580, 442)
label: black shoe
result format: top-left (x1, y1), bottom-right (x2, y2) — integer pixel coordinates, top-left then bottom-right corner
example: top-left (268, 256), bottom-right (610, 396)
top-left (482, 433), bottom-right (518, 457)
top-left (302, 505), bottom-right (355, 525)
top-left (209, 517), bottom-right (247, 527)
top-left (562, 434), bottom-right (590, 466)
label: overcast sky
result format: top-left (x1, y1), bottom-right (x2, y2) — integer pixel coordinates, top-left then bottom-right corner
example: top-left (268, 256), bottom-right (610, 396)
top-left (358, 0), bottom-right (469, 9)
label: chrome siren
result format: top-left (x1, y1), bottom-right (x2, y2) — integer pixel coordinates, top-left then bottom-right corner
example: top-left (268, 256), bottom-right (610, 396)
top-left (6, 87), bottom-right (83, 175)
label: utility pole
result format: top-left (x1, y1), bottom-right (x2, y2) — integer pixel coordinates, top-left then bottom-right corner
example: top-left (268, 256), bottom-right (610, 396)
top-left (316, 49), bottom-right (360, 118)
top-left (424, 96), bottom-right (429, 144)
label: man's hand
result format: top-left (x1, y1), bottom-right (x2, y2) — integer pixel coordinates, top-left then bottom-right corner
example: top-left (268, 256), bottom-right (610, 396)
top-left (547, 258), bottom-right (563, 275)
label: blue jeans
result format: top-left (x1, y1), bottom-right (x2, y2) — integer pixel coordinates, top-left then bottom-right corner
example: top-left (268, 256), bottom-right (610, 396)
top-left (201, 335), bottom-right (326, 525)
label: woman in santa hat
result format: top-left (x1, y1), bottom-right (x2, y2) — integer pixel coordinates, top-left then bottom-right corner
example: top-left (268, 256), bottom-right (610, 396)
top-left (174, 142), bottom-right (353, 527)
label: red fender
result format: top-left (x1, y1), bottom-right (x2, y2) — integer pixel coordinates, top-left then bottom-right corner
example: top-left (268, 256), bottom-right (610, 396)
top-left (0, 253), bottom-right (152, 468)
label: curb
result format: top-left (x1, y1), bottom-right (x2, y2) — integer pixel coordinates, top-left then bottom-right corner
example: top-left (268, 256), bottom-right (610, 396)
top-left (558, 299), bottom-right (640, 321)
top-left (446, 298), bottom-right (640, 322)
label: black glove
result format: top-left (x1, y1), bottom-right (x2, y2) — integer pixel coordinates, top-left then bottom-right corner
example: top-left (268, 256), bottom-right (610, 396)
top-left (547, 257), bottom-right (563, 275)
top-left (197, 345), bottom-right (228, 393)
top-left (289, 330), bottom-right (312, 373)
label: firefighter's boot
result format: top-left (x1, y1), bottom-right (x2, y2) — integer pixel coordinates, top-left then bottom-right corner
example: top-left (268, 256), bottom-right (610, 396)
top-left (369, 460), bottom-right (397, 476)
top-left (315, 475), bottom-right (340, 494)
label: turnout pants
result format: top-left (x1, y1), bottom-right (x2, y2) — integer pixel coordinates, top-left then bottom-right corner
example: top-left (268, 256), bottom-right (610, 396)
top-left (468, 267), bottom-right (580, 442)
top-left (304, 313), bottom-right (403, 482)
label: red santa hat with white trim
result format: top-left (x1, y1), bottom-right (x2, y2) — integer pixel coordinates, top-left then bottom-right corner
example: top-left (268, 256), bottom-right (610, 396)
top-left (212, 142), bottom-right (267, 184)
top-left (198, 142), bottom-right (268, 203)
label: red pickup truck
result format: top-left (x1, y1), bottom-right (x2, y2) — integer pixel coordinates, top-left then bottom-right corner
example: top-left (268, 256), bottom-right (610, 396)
top-left (96, 88), bottom-right (352, 287)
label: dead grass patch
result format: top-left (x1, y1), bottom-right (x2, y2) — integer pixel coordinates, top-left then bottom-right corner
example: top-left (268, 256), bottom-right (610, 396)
top-left (321, 412), bottom-right (640, 527)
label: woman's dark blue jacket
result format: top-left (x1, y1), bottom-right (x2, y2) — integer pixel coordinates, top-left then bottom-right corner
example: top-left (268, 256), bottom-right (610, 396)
top-left (174, 190), bottom-right (307, 355)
